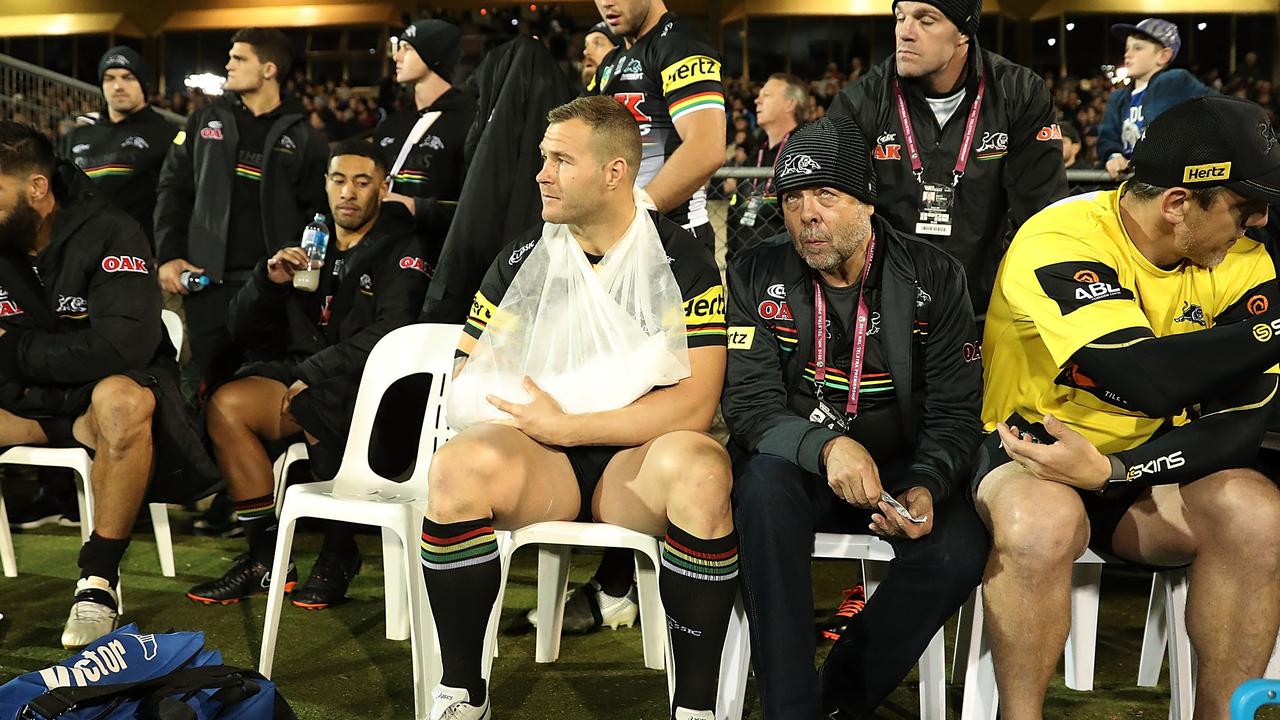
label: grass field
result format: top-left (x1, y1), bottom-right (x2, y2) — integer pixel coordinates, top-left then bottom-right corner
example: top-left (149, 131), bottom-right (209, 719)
top-left (0, 516), bottom-right (1273, 719)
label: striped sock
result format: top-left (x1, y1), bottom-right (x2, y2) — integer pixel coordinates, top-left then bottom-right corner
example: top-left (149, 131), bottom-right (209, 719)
top-left (420, 517), bottom-right (501, 705)
top-left (233, 495), bottom-right (277, 563)
top-left (660, 523), bottom-right (739, 714)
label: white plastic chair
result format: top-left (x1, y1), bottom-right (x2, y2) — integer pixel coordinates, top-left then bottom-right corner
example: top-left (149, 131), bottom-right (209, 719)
top-left (0, 309), bottom-right (184, 579)
top-left (957, 564), bottom-right (1194, 720)
top-left (258, 323), bottom-right (461, 720)
top-left (717, 532), bottom-right (949, 720)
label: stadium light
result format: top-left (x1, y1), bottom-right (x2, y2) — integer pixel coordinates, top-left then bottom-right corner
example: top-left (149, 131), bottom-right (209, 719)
top-left (184, 73), bottom-right (226, 96)
top-left (1066, 22), bottom-right (1075, 31)
top-left (1048, 38), bottom-right (1057, 47)
top-left (1198, 22), bottom-right (1208, 30)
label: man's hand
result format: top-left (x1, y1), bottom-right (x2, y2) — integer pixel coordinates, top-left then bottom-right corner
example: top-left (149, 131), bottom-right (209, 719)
top-left (870, 486), bottom-right (934, 540)
top-left (158, 258), bottom-right (204, 295)
top-left (384, 192), bottom-right (416, 215)
top-left (266, 247), bottom-right (310, 285)
top-left (280, 380), bottom-right (308, 424)
top-left (996, 414), bottom-right (1111, 491)
top-left (486, 376), bottom-right (574, 446)
top-left (1105, 154), bottom-right (1130, 181)
top-left (822, 436), bottom-right (882, 509)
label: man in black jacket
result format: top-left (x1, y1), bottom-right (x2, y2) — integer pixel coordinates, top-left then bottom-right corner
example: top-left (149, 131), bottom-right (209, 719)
top-left (187, 140), bottom-right (430, 607)
top-left (61, 46), bottom-right (177, 247)
top-left (723, 116), bottom-right (989, 718)
top-left (0, 122), bottom-right (216, 649)
top-left (154, 28), bottom-right (328, 389)
top-left (376, 19), bottom-right (477, 239)
top-left (828, 0), bottom-right (1067, 311)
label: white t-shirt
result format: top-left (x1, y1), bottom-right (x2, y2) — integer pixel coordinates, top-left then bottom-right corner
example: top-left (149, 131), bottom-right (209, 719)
top-left (926, 88), bottom-right (966, 128)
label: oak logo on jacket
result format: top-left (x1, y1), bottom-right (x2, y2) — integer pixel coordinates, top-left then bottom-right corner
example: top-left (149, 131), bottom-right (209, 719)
top-left (399, 256), bottom-right (431, 276)
top-left (0, 288), bottom-right (24, 318)
top-left (101, 255), bottom-right (149, 274)
top-left (199, 121), bottom-right (223, 141)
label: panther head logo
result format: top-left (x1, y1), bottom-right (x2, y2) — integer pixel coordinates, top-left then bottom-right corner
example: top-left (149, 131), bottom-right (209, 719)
top-left (777, 154), bottom-right (821, 178)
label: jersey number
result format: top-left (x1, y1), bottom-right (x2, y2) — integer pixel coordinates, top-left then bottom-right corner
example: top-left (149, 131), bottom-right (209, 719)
top-left (614, 93), bottom-right (652, 123)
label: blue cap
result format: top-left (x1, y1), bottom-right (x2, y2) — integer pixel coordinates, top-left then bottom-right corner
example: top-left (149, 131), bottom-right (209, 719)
top-left (1112, 18), bottom-right (1181, 62)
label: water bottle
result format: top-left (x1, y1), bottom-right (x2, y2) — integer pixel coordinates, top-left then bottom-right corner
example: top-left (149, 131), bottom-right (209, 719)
top-left (292, 213), bottom-right (329, 292)
top-left (179, 270), bottom-right (209, 293)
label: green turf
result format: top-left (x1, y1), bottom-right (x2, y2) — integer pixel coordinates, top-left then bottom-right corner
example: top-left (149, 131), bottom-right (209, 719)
top-left (0, 518), bottom-right (1270, 719)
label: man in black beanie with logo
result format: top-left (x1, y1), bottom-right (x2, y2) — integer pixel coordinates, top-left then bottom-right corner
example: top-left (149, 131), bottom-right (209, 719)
top-left (374, 18), bottom-right (477, 238)
top-left (581, 21), bottom-right (620, 91)
top-left (722, 115), bottom-right (989, 718)
top-left (61, 47), bottom-right (177, 247)
top-left (829, 0), bottom-right (1067, 314)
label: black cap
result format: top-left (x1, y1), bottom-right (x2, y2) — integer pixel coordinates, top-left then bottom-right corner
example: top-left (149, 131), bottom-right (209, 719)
top-left (892, 0), bottom-right (981, 37)
top-left (773, 115), bottom-right (877, 205)
top-left (98, 46), bottom-right (147, 96)
top-left (1059, 122), bottom-right (1081, 144)
top-left (399, 19), bottom-right (461, 83)
top-left (586, 21), bottom-right (620, 48)
top-left (1132, 95), bottom-right (1280, 204)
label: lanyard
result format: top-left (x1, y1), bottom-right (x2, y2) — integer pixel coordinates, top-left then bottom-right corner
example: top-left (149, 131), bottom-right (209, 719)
top-left (812, 232), bottom-right (877, 418)
top-left (892, 70), bottom-right (986, 186)
top-left (751, 131), bottom-right (791, 196)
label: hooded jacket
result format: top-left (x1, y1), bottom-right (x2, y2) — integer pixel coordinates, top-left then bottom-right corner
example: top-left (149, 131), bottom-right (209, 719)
top-left (1097, 68), bottom-right (1212, 161)
top-left (829, 47), bottom-right (1068, 311)
top-left (154, 94), bottom-right (328, 282)
top-left (373, 87), bottom-right (477, 231)
top-left (722, 216), bottom-right (983, 502)
top-left (420, 35), bottom-right (576, 323)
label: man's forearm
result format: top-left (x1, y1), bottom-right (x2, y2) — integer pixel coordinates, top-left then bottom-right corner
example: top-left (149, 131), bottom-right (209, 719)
top-left (643, 141), bottom-right (723, 214)
top-left (559, 380), bottom-right (719, 447)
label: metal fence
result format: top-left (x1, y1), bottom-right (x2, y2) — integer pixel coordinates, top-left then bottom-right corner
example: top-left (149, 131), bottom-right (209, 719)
top-left (705, 166), bottom-right (1119, 271)
top-left (0, 52), bottom-right (184, 140)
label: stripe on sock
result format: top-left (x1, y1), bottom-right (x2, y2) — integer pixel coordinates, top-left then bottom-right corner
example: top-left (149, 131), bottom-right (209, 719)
top-left (662, 534), bottom-right (738, 582)
top-left (421, 524), bottom-right (499, 571)
top-left (233, 497), bottom-right (275, 523)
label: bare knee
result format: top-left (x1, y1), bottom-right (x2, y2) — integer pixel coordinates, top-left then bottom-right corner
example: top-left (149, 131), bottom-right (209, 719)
top-left (982, 470), bottom-right (1089, 573)
top-left (1191, 469), bottom-right (1280, 560)
top-left (427, 426), bottom-right (523, 522)
top-left (206, 380), bottom-right (264, 443)
top-left (648, 431), bottom-right (732, 525)
top-left (89, 376), bottom-right (154, 450)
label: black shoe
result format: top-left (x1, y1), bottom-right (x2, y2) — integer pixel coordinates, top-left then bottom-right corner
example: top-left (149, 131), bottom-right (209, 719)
top-left (187, 553), bottom-right (296, 605)
top-left (818, 585), bottom-right (866, 643)
top-left (292, 551), bottom-right (362, 609)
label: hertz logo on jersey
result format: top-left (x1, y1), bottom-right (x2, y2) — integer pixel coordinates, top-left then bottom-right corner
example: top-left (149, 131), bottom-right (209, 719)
top-left (684, 284), bottom-right (727, 341)
top-left (661, 55), bottom-right (721, 95)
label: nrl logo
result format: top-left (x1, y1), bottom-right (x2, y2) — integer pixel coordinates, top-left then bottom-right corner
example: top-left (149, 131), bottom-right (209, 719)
top-left (777, 154), bottom-right (821, 178)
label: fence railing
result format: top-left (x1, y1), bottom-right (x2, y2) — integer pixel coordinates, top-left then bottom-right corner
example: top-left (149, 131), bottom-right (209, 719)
top-left (0, 52), bottom-right (184, 140)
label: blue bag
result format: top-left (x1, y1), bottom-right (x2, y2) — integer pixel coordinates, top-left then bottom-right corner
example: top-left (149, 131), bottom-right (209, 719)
top-left (0, 624), bottom-right (294, 719)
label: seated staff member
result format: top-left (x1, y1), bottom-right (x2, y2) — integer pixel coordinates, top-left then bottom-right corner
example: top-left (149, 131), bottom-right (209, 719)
top-left (975, 96), bottom-right (1280, 720)
top-left (186, 140), bottom-right (431, 608)
top-left (422, 96), bottom-right (734, 720)
top-left (723, 116), bottom-right (988, 719)
top-left (0, 122), bottom-right (214, 649)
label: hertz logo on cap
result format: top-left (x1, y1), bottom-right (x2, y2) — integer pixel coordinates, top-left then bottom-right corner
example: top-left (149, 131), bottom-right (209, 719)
top-left (1182, 161), bottom-right (1231, 183)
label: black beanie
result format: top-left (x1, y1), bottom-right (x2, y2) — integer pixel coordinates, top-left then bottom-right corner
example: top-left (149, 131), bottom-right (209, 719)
top-left (98, 46), bottom-right (148, 96)
top-left (892, 0), bottom-right (981, 37)
top-left (586, 21), bottom-right (621, 48)
top-left (773, 115), bottom-right (877, 205)
top-left (400, 19), bottom-right (462, 83)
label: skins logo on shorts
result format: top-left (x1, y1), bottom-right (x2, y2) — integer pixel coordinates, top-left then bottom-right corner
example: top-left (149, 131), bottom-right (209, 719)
top-left (661, 55), bottom-right (720, 95)
top-left (1182, 161), bottom-right (1231, 183)
top-left (1249, 294), bottom-right (1270, 315)
top-left (727, 326), bottom-right (755, 350)
top-left (101, 255), bottom-right (148, 273)
top-left (1035, 262), bottom-right (1133, 315)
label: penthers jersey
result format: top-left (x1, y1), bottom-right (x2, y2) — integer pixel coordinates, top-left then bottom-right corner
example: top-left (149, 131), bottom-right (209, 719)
top-left (982, 188), bottom-right (1279, 454)
top-left (591, 13), bottom-right (725, 230)
top-left (460, 209), bottom-right (725, 359)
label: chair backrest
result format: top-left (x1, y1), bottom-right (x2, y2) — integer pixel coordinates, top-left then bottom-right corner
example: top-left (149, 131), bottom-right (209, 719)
top-left (160, 310), bottom-right (183, 360)
top-left (330, 323), bottom-right (462, 502)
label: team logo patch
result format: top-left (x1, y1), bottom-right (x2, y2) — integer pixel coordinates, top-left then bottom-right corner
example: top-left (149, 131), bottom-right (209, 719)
top-left (0, 287), bottom-right (23, 318)
top-left (57, 295), bottom-right (88, 316)
top-left (963, 342), bottom-right (982, 363)
top-left (975, 131), bottom-right (1008, 153)
top-left (104, 54), bottom-right (130, 68)
top-left (874, 131), bottom-right (902, 161)
top-left (757, 299), bottom-right (793, 321)
top-left (766, 283), bottom-right (786, 299)
top-left (1182, 162), bottom-right (1230, 183)
top-left (1262, 123), bottom-right (1278, 155)
top-left (1249, 294), bottom-right (1271, 315)
top-left (101, 255), bottom-right (148, 273)
top-left (1035, 124), bottom-right (1063, 142)
top-left (399, 256), bottom-right (431, 276)
top-left (418, 135), bottom-right (445, 150)
top-left (1173, 301), bottom-right (1206, 327)
top-left (727, 326), bottom-right (755, 350)
top-left (379, 136), bottom-right (396, 147)
top-left (402, 24), bottom-right (417, 38)
top-left (915, 285), bottom-right (931, 308)
top-left (276, 135), bottom-right (296, 151)
top-left (199, 121), bottom-right (223, 141)
top-left (1035, 262), bottom-right (1134, 315)
top-left (661, 55), bottom-right (721, 95)
top-left (619, 58), bottom-right (644, 81)
top-left (72, 143), bottom-right (91, 154)
top-left (508, 238), bottom-right (538, 265)
top-left (120, 136), bottom-right (149, 150)
top-left (599, 65), bottom-right (614, 90)
top-left (866, 311), bottom-right (881, 336)
top-left (777, 154), bottom-right (820, 178)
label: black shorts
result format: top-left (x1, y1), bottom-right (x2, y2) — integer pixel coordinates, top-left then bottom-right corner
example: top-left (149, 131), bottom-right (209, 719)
top-left (970, 412), bottom-right (1148, 557)
top-left (562, 445), bottom-right (626, 522)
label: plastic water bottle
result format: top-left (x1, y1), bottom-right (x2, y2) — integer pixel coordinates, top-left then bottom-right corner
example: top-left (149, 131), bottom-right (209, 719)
top-left (179, 270), bottom-right (209, 293)
top-left (292, 213), bottom-right (329, 292)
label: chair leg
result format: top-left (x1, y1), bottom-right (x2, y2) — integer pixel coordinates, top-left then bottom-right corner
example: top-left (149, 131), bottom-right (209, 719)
top-left (861, 558), bottom-right (888, 598)
top-left (384, 527), bottom-right (410, 641)
top-left (716, 594), bottom-right (751, 720)
top-left (636, 546), bottom-right (666, 672)
top-left (1164, 569), bottom-right (1194, 720)
top-left (1138, 573), bottom-right (1168, 687)
top-left (0, 488), bottom-right (16, 577)
top-left (1065, 562), bottom-right (1102, 691)
top-left (959, 588), bottom-right (999, 720)
top-left (149, 503), bottom-right (176, 578)
top-left (258, 514), bottom-right (299, 678)
top-left (534, 545), bottom-right (572, 664)
top-left (918, 625), bottom-right (947, 720)
top-left (75, 477), bottom-right (93, 544)
top-left (394, 517), bottom-right (433, 720)
top-left (952, 591), bottom-right (975, 684)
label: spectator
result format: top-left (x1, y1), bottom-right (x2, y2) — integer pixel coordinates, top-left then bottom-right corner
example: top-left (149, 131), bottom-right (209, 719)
top-left (1099, 18), bottom-right (1210, 180)
top-left (154, 28), bottom-right (329, 390)
top-left (1060, 122), bottom-right (1093, 170)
